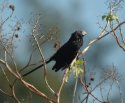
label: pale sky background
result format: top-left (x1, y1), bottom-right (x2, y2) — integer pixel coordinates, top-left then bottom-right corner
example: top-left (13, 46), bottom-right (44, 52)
top-left (1, 0), bottom-right (125, 102)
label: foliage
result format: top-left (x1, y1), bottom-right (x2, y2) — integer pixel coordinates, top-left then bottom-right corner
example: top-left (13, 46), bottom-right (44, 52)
top-left (0, 0), bottom-right (125, 103)
top-left (65, 59), bottom-right (84, 82)
top-left (102, 14), bottom-right (119, 22)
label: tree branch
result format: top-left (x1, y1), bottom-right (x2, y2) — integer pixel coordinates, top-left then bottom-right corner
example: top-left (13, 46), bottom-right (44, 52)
top-left (80, 20), bottom-right (125, 56)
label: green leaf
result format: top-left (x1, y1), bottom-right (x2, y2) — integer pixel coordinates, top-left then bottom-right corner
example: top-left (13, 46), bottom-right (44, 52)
top-left (102, 15), bottom-right (107, 20)
top-left (75, 59), bottom-right (84, 65)
top-left (106, 14), bottom-right (119, 22)
top-left (106, 14), bottom-right (112, 22)
top-left (65, 69), bottom-right (72, 82)
top-left (112, 15), bottom-right (119, 21)
top-left (65, 59), bottom-right (85, 82)
top-left (73, 66), bottom-right (84, 78)
top-left (102, 14), bottom-right (119, 22)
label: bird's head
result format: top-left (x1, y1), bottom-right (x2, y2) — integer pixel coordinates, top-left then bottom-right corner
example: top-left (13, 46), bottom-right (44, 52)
top-left (74, 30), bottom-right (87, 36)
top-left (70, 30), bottom-right (87, 40)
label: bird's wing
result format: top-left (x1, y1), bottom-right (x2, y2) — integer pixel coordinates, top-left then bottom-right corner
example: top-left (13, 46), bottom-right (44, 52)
top-left (50, 41), bottom-right (75, 61)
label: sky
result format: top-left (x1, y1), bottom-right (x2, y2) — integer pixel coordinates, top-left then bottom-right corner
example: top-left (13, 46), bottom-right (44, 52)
top-left (1, 0), bottom-right (125, 102)
top-left (9, 0), bottom-right (125, 72)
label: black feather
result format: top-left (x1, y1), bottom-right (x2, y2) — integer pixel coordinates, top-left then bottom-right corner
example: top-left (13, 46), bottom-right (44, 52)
top-left (23, 30), bottom-right (86, 77)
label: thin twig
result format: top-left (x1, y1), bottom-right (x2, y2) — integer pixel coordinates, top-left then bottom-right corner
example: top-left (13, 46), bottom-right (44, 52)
top-left (91, 75), bottom-right (111, 92)
top-left (80, 76), bottom-right (106, 103)
top-left (107, 81), bottom-right (114, 101)
top-left (116, 80), bottom-right (124, 103)
top-left (19, 51), bottom-right (35, 72)
top-left (4, 51), bottom-right (19, 78)
top-left (117, 20), bottom-right (125, 45)
top-left (32, 17), bottom-right (55, 94)
top-left (0, 88), bottom-right (11, 97)
top-left (56, 69), bottom-right (69, 103)
top-left (83, 60), bottom-right (87, 86)
top-left (99, 85), bottom-right (105, 101)
top-left (110, 22), bottom-right (125, 51)
top-left (12, 86), bottom-right (20, 103)
top-left (1, 10), bottom-right (13, 25)
top-left (80, 20), bottom-right (125, 56)
top-left (0, 65), bottom-right (11, 85)
top-left (20, 79), bottom-right (56, 103)
top-left (72, 78), bottom-right (78, 103)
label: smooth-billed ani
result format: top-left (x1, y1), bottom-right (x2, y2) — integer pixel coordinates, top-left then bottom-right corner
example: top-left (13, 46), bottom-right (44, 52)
top-left (23, 30), bottom-right (87, 77)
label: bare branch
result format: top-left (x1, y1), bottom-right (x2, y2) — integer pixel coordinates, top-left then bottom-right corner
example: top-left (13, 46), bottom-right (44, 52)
top-left (19, 51), bottom-right (35, 73)
top-left (116, 80), bottom-right (124, 103)
top-left (32, 17), bottom-right (55, 94)
top-left (56, 69), bottom-right (69, 103)
top-left (4, 50), bottom-right (19, 78)
top-left (72, 78), bottom-right (78, 103)
top-left (20, 79), bottom-right (56, 103)
top-left (0, 88), bottom-right (11, 97)
top-left (12, 86), bottom-right (20, 103)
top-left (80, 20), bottom-right (125, 56)
top-left (0, 65), bottom-right (11, 86)
top-left (110, 22), bottom-right (125, 51)
top-left (1, 8), bottom-right (14, 26)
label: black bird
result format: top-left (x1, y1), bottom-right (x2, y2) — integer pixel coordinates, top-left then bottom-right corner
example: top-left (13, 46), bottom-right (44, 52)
top-left (23, 30), bottom-right (87, 77)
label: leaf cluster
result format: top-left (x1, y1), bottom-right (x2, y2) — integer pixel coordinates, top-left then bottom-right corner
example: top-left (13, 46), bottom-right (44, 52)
top-left (65, 59), bottom-right (84, 82)
top-left (102, 14), bottom-right (119, 22)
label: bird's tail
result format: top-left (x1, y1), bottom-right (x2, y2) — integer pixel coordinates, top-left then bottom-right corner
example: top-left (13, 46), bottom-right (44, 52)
top-left (22, 59), bottom-right (51, 77)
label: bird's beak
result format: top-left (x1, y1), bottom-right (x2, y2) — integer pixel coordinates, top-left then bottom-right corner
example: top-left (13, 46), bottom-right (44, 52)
top-left (82, 31), bottom-right (87, 36)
